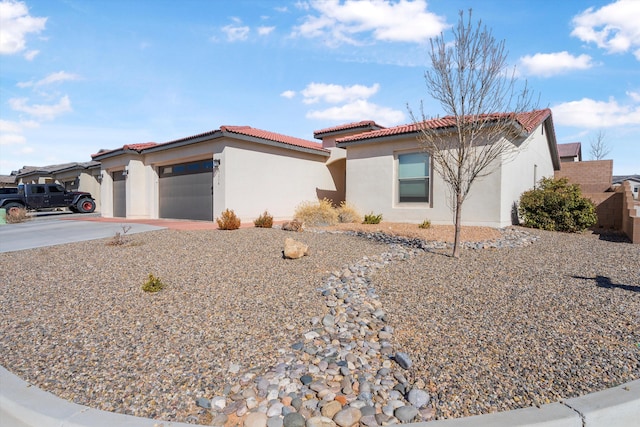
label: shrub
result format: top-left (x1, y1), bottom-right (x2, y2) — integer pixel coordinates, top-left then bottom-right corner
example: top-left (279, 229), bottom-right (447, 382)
top-left (107, 225), bottom-right (132, 246)
top-left (518, 177), bottom-right (597, 232)
top-left (418, 219), bottom-right (431, 229)
top-left (294, 198), bottom-right (339, 226)
top-left (254, 210), bottom-right (273, 228)
top-left (363, 212), bottom-right (383, 224)
top-left (5, 207), bottom-right (28, 224)
top-left (142, 274), bottom-right (165, 293)
top-left (336, 201), bottom-right (361, 223)
top-left (216, 209), bottom-right (241, 230)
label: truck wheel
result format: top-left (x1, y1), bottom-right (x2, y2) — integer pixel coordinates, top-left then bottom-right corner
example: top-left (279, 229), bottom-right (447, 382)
top-left (4, 202), bottom-right (24, 216)
top-left (77, 198), bottom-right (96, 213)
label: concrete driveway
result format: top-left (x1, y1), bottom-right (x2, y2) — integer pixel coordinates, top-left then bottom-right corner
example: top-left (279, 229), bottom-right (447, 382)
top-left (0, 213), bottom-right (166, 253)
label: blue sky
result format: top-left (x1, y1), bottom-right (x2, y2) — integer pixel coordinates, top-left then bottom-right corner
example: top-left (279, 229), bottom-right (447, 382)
top-left (1, 0), bottom-right (638, 175)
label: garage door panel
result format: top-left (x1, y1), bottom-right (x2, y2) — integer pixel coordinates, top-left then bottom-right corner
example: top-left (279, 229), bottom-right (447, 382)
top-left (159, 160), bottom-right (213, 221)
top-left (112, 171), bottom-right (126, 218)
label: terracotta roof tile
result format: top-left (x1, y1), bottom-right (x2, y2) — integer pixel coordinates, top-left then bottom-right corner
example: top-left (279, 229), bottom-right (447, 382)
top-left (221, 125), bottom-right (326, 152)
top-left (313, 120), bottom-right (385, 137)
top-left (123, 142), bottom-right (158, 151)
top-left (337, 109), bottom-right (552, 144)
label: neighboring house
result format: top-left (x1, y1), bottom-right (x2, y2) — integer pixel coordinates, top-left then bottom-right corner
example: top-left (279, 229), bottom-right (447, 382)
top-left (613, 175), bottom-right (640, 200)
top-left (330, 108), bottom-right (560, 228)
top-left (14, 162), bottom-right (102, 211)
top-left (0, 174), bottom-right (17, 188)
top-left (557, 142), bottom-right (582, 162)
top-left (92, 126), bottom-right (344, 221)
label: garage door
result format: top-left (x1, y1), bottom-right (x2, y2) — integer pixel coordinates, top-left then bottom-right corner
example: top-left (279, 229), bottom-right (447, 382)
top-left (159, 159), bottom-right (214, 221)
top-left (112, 171), bottom-right (126, 218)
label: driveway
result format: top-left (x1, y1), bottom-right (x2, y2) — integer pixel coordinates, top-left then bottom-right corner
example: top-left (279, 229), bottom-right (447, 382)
top-left (0, 213), bottom-right (166, 253)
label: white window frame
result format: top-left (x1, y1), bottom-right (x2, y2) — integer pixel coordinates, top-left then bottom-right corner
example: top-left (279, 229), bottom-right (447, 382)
top-left (397, 152), bottom-right (431, 204)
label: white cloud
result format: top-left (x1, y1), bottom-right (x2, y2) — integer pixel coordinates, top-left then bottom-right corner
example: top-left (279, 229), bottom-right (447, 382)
top-left (17, 71), bottom-right (80, 88)
top-left (292, 0), bottom-right (447, 46)
top-left (306, 99), bottom-right (404, 125)
top-left (222, 24), bottom-right (250, 41)
top-left (23, 49), bottom-right (38, 60)
top-left (0, 0), bottom-right (47, 55)
top-left (301, 82), bottom-right (380, 104)
top-left (552, 97), bottom-right (640, 128)
top-left (257, 26), bottom-right (275, 36)
top-left (280, 90), bottom-right (296, 99)
top-left (9, 95), bottom-right (72, 120)
top-left (519, 51), bottom-right (594, 77)
top-left (627, 91), bottom-right (640, 102)
top-left (571, 0), bottom-right (640, 60)
top-left (0, 132), bottom-right (25, 145)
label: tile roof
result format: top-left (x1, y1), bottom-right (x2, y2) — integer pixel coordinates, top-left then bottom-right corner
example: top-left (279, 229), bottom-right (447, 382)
top-left (93, 125), bottom-right (327, 160)
top-left (557, 142), bottom-right (582, 158)
top-left (220, 126), bottom-right (326, 152)
top-left (313, 121), bottom-right (385, 138)
top-left (336, 109), bottom-right (552, 144)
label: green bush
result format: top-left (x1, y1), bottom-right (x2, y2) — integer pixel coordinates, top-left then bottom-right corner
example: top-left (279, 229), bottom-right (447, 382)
top-left (254, 210), bottom-right (273, 228)
top-left (418, 219), bottom-right (431, 229)
top-left (294, 198), bottom-right (339, 226)
top-left (336, 201), bottom-right (361, 223)
top-left (216, 209), bottom-right (241, 230)
top-left (363, 212), bottom-right (383, 224)
top-left (518, 177), bottom-right (597, 232)
top-left (142, 274), bottom-right (165, 293)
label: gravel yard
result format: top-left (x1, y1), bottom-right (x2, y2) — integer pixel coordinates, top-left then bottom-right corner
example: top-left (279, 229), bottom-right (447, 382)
top-left (0, 224), bottom-right (638, 425)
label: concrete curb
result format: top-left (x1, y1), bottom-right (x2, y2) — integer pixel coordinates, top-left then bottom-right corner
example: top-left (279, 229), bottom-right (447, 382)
top-left (2, 367), bottom-right (638, 427)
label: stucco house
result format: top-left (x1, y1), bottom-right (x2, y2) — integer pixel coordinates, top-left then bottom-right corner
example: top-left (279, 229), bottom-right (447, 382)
top-left (11, 162), bottom-right (102, 210)
top-left (92, 125), bottom-right (345, 221)
top-left (327, 108), bottom-right (560, 228)
top-left (613, 175), bottom-right (640, 200)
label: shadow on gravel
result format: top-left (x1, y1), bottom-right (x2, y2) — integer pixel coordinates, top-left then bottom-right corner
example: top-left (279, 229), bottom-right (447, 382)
top-left (589, 229), bottom-right (632, 243)
top-left (573, 275), bottom-right (640, 293)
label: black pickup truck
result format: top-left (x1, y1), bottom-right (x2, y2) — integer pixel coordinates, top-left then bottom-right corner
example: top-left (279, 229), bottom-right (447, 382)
top-left (0, 183), bottom-right (96, 214)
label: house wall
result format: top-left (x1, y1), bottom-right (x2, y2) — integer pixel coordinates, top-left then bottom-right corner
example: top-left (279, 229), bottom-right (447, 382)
top-left (97, 137), bottom-right (335, 222)
top-left (344, 136), bottom-right (506, 227)
top-left (221, 142), bottom-right (337, 222)
top-left (500, 123), bottom-right (557, 226)
top-left (555, 160), bottom-right (613, 192)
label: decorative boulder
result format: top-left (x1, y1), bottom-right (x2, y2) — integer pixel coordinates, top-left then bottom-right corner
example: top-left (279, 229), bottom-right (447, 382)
top-left (282, 219), bottom-right (304, 232)
top-left (283, 238), bottom-right (309, 259)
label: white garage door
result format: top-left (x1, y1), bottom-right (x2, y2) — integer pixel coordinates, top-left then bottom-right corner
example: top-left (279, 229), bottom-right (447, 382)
top-left (158, 159), bottom-right (214, 221)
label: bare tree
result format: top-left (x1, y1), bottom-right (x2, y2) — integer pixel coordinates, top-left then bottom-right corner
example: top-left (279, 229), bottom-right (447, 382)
top-left (411, 10), bottom-right (535, 258)
top-left (589, 130), bottom-right (610, 160)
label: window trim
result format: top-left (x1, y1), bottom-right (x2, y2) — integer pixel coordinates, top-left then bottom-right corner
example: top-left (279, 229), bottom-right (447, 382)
top-left (396, 151), bottom-right (431, 206)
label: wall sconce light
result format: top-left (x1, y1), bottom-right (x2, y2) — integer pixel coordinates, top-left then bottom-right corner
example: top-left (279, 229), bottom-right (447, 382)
top-left (212, 159), bottom-right (221, 168)
top-left (97, 172), bottom-right (103, 183)
top-left (122, 168), bottom-right (128, 178)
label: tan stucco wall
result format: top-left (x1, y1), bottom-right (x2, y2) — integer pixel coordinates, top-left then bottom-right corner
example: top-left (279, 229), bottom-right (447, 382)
top-left (96, 137), bottom-right (336, 222)
top-left (344, 126), bottom-right (556, 228)
top-left (500, 123), bottom-right (556, 226)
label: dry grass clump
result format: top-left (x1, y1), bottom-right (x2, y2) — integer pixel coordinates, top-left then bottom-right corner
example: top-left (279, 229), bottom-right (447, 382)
top-left (294, 198), bottom-right (339, 226)
top-left (5, 207), bottom-right (29, 224)
top-left (336, 201), bottom-right (361, 223)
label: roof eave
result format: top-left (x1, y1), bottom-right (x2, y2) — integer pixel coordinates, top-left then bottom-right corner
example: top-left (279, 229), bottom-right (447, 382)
top-left (222, 131), bottom-right (329, 156)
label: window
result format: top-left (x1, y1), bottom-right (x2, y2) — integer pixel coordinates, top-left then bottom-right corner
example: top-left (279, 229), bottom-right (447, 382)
top-left (398, 152), bottom-right (430, 203)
